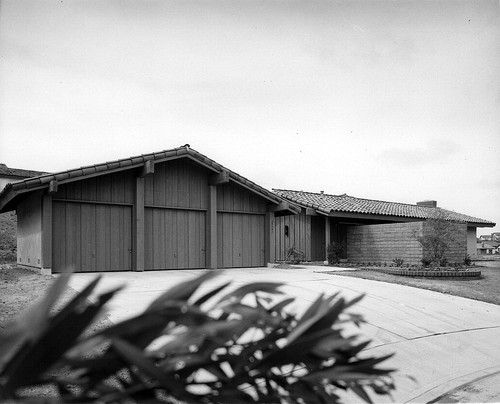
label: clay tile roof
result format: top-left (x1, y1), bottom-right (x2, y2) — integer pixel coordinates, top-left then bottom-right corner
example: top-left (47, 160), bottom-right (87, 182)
top-left (273, 189), bottom-right (495, 226)
top-left (0, 163), bottom-right (49, 179)
top-left (0, 146), bottom-right (289, 212)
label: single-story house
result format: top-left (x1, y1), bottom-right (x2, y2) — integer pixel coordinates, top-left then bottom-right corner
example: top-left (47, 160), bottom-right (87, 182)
top-left (0, 163), bottom-right (48, 192)
top-left (477, 242), bottom-right (499, 255)
top-left (272, 189), bottom-right (496, 265)
top-left (0, 146), bottom-right (298, 274)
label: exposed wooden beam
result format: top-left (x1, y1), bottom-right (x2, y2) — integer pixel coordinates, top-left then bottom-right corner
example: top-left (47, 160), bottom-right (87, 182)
top-left (206, 185), bottom-right (218, 269)
top-left (265, 212), bottom-right (275, 264)
top-left (209, 170), bottom-right (229, 185)
top-left (48, 180), bottom-right (58, 195)
top-left (306, 207), bottom-right (318, 216)
top-left (328, 210), bottom-right (422, 222)
top-left (41, 195), bottom-right (52, 274)
top-left (267, 201), bottom-right (291, 212)
top-left (140, 160), bottom-right (155, 177)
top-left (324, 216), bottom-right (331, 264)
top-left (133, 177), bottom-right (145, 271)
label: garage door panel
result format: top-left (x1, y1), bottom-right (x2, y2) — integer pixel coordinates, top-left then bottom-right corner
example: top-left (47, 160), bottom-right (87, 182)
top-left (53, 202), bottom-right (132, 273)
top-left (241, 214), bottom-right (252, 267)
top-left (218, 212), bottom-right (264, 268)
top-left (145, 208), bottom-right (205, 270)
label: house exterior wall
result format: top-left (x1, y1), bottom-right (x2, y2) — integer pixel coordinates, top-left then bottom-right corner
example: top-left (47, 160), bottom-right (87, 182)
top-left (17, 191), bottom-right (43, 267)
top-left (51, 170), bottom-right (135, 273)
top-left (347, 221), bottom-right (468, 265)
top-left (347, 222), bottom-right (424, 265)
top-left (273, 209), bottom-right (311, 261)
top-left (144, 160), bottom-right (208, 270)
top-left (217, 182), bottom-right (267, 268)
top-left (467, 227), bottom-right (477, 258)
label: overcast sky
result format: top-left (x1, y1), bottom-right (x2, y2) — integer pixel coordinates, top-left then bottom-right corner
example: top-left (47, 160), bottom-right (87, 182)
top-left (0, 0), bottom-right (499, 235)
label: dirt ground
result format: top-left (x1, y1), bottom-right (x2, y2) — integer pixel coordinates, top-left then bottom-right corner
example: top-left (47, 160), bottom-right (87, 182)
top-left (326, 260), bottom-right (500, 306)
top-left (0, 263), bottom-right (56, 327)
top-left (0, 264), bottom-right (109, 331)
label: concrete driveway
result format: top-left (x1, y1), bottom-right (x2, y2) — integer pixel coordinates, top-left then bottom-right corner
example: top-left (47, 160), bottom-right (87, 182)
top-left (68, 266), bottom-right (500, 403)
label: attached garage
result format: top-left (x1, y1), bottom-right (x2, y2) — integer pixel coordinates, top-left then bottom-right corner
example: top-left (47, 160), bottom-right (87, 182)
top-left (0, 146), bottom-right (298, 273)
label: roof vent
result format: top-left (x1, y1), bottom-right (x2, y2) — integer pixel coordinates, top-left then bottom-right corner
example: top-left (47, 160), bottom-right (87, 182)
top-left (320, 190), bottom-right (324, 194)
top-left (417, 200), bottom-right (437, 208)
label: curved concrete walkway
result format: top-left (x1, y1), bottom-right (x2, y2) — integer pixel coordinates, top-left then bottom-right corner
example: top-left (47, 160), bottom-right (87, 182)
top-left (68, 266), bottom-right (500, 403)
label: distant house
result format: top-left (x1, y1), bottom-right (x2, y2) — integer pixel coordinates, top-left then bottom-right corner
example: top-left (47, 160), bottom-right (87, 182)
top-left (0, 147), bottom-right (297, 274)
top-left (272, 189), bottom-right (495, 265)
top-left (0, 163), bottom-right (49, 192)
top-left (477, 232), bottom-right (500, 255)
top-left (477, 242), bottom-right (499, 255)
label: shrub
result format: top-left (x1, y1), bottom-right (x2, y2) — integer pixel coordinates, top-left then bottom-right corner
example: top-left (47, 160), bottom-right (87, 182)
top-left (439, 258), bottom-right (448, 267)
top-left (421, 257), bottom-right (433, 268)
top-left (463, 254), bottom-right (472, 266)
top-left (327, 241), bottom-right (345, 265)
top-left (392, 258), bottom-right (404, 267)
top-left (285, 246), bottom-right (305, 264)
top-left (0, 271), bottom-right (395, 403)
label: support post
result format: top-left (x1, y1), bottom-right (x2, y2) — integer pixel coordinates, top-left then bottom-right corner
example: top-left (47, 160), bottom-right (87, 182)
top-left (206, 185), bottom-right (218, 269)
top-left (265, 212), bottom-right (276, 265)
top-left (134, 177), bottom-right (145, 271)
top-left (41, 195), bottom-right (52, 275)
top-left (324, 216), bottom-right (331, 264)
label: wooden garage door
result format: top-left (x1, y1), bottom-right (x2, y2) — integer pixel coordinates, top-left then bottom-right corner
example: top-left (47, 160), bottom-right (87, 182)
top-left (144, 208), bottom-right (206, 270)
top-left (52, 201), bottom-right (132, 273)
top-left (217, 212), bottom-right (265, 268)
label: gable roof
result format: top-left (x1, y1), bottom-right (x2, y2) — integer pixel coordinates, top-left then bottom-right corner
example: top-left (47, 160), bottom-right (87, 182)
top-left (0, 146), bottom-right (299, 214)
top-left (273, 189), bottom-right (495, 227)
top-left (0, 163), bottom-right (49, 179)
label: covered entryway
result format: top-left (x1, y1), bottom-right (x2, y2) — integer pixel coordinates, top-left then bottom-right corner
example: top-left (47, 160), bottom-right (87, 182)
top-left (217, 212), bottom-right (265, 268)
top-left (310, 215), bottom-right (325, 261)
top-left (52, 201), bottom-right (132, 272)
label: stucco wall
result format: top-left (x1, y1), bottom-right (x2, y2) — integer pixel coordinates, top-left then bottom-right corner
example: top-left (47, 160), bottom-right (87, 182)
top-left (467, 227), bottom-right (477, 258)
top-left (347, 221), bottom-right (468, 265)
top-left (16, 191), bottom-right (43, 267)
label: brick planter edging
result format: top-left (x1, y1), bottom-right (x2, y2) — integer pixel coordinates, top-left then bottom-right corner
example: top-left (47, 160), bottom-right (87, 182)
top-left (375, 268), bottom-right (481, 278)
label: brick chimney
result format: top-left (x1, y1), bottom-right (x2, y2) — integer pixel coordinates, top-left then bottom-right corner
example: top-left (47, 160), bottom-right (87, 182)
top-left (416, 200), bottom-right (437, 208)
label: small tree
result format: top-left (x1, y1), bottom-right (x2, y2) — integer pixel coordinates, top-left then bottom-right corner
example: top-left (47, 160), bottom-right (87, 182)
top-left (414, 209), bottom-right (461, 266)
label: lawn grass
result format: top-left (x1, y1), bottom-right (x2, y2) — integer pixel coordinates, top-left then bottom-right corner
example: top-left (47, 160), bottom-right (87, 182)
top-left (326, 262), bottom-right (500, 306)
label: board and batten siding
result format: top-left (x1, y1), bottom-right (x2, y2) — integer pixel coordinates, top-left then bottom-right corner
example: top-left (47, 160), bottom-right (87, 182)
top-left (144, 160), bottom-right (208, 270)
top-left (39, 157), bottom-right (279, 272)
top-left (50, 170), bottom-right (135, 273)
top-left (52, 170), bottom-right (135, 204)
top-left (216, 182), bottom-right (267, 268)
top-left (16, 190), bottom-right (43, 267)
top-left (52, 201), bottom-right (132, 272)
top-left (274, 209), bottom-right (311, 261)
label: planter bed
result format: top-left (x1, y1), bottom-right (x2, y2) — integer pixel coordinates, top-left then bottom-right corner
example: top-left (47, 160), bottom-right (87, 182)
top-left (373, 268), bottom-right (481, 278)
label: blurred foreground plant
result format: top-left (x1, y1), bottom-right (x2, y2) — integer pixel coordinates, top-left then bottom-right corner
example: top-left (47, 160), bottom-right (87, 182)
top-left (0, 271), bottom-right (395, 403)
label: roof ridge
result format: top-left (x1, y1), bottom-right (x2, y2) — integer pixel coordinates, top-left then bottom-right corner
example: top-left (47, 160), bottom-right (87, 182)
top-left (273, 188), bottom-right (428, 208)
